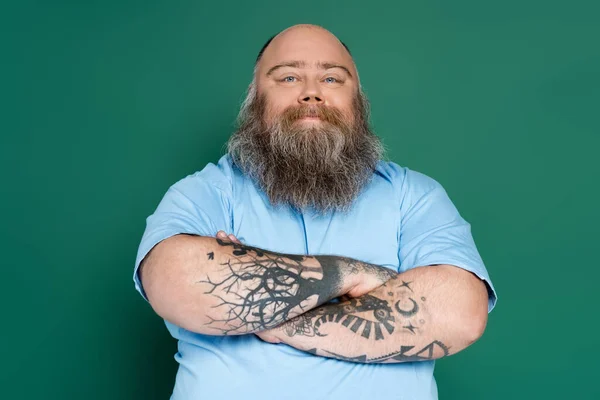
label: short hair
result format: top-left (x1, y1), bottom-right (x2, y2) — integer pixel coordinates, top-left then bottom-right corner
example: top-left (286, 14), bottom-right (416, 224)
top-left (255, 34), bottom-right (352, 65)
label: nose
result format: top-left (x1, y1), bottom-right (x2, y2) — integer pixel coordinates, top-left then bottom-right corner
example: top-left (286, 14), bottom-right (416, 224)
top-left (298, 82), bottom-right (324, 105)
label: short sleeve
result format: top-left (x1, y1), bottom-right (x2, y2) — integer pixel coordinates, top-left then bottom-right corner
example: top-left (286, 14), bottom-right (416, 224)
top-left (133, 160), bottom-right (233, 301)
top-left (397, 168), bottom-right (497, 312)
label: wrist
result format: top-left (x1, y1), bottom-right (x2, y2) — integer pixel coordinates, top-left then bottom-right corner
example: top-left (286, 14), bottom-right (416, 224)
top-left (341, 269), bottom-right (360, 296)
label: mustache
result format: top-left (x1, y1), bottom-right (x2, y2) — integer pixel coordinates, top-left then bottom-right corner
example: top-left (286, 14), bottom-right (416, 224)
top-left (278, 104), bottom-right (347, 127)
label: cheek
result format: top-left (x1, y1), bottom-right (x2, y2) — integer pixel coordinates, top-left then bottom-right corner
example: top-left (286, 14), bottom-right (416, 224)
top-left (264, 94), bottom-right (295, 122)
top-left (326, 91), bottom-right (355, 116)
top-left (335, 102), bottom-right (357, 124)
top-left (263, 106), bottom-right (284, 126)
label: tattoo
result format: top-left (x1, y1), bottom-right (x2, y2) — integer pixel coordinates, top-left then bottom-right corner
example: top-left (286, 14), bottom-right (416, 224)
top-left (283, 315), bottom-right (317, 337)
top-left (198, 239), bottom-right (343, 333)
top-left (394, 297), bottom-right (419, 317)
top-left (403, 322), bottom-right (418, 334)
top-left (371, 340), bottom-right (450, 362)
top-left (322, 340), bottom-right (450, 363)
top-left (280, 274), bottom-right (427, 341)
top-left (311, 294), bottom-right (395, 340)
top-left (277, 272), bottom-right (448, 363)
top-left (197, 239), bottom-right (394, 335)
top-left (306, 348), bottom-right (319, 356)
top-left (323, 351), bottom-right (368, 362)
top-left (398, 280), bottom-right (413, 291)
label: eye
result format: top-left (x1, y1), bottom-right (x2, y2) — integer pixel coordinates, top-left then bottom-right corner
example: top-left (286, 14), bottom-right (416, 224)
top-left (281, 76), bottom-right (297, 83)
top-left (324, 77), bottom-right (339, 83)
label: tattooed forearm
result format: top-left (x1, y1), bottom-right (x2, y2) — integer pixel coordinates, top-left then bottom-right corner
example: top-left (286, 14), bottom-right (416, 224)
top-left (195, 237), bottom-right (395, 335)
top-left (280, 276), bottom-right (424, 340)
top-left (265, 269), bottom-right (458, 364)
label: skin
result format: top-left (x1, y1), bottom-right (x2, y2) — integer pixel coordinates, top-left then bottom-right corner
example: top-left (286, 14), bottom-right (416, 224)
top-left (255, 25), bottom-right (359, 128)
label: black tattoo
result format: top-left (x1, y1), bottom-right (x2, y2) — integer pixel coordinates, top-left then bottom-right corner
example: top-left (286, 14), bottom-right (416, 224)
top-left (371, 340), bottom-right (450, 362)
top-left (197, 238), bottom-right (401, 334)
top-left (403, 322), bottom-right (418, 334)
top-left (314, 294), bottom-right (395, 340)
top-left (275, 273), bottom-right (445, 364)
top-left (198, 239), bottom-right (346, 334)
top-left (306, 348), bottom-right (319, 356)
top-left (279, 270), bottom-right (429, 341)
top-left (283, 315), bottom-right (317, 337)
top-left (322, 340), bottom-right (449, 363)
top-left (394, 297), bottom-right (419, 317)
top-left (398, 280), bottom-right (413, 292)
top-left (323, 351), bottom-right (368, 362)
top-left (282, 294), bottom-right (396, 340)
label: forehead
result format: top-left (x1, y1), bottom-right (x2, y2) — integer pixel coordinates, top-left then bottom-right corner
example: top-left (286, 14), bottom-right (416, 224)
top-left (257, 28), bottom-right (355, 76)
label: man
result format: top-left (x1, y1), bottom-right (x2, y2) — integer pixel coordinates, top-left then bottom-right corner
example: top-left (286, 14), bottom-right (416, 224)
top-left (134, 24), bottom-right (497, 400)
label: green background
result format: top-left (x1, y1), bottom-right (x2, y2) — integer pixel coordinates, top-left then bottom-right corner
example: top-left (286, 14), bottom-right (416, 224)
top-left (1, 1), bottom-right (598, 399)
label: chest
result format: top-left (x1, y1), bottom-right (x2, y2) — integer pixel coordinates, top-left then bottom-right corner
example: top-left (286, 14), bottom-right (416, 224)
top-left (230, 178), bottom-right (401, 271)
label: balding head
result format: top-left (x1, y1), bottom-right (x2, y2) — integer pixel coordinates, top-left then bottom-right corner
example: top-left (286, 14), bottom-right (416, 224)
top-left (255, 25), bottom-right (355, 74)
top-left (255, 25), bottom-right (353, 63)
top-left (255, 25), bottom-right (358, 89)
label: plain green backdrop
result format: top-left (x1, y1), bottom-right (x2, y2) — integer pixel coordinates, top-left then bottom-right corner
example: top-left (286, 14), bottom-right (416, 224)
top-left (1, 1), bottom-right (598, 399)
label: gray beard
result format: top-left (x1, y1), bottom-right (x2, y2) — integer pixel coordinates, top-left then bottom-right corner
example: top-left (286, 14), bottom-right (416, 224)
top-left (227, 90), bottom-right (384, 214)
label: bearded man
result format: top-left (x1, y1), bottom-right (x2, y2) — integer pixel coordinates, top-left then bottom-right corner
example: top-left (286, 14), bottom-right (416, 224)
top-left (134, 24), bottom-right (497, 400)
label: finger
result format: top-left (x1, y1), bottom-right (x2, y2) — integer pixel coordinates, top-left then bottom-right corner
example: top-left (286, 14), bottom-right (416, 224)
top-left (217, 231), bottom-right (228, 239)
top-left (228, 234), bottom-right (241, 244)
top-left (255, 332), bottom-right (280, 344)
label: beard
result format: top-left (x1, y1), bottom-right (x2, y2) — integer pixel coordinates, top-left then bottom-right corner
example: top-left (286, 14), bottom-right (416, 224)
top-left (227, 87), bottom-right (384, 214)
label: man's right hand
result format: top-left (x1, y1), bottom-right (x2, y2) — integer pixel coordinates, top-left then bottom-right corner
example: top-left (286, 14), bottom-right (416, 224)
top-left (345, 261), bottom-right (398, 298)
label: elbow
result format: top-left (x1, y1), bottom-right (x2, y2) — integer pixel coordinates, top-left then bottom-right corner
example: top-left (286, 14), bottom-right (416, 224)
top-left (461, 307), bottom-right (488, 345)
top-left (140, 235), bottom-right (210, 333)
top-left (452, 270), bottom-right (490, 346)
top-left (459, 287), bottom-right (489, 346)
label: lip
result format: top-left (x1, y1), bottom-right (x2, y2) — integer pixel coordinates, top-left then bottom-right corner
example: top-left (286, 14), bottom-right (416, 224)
top-left (300, 116), bottom-right (321, 120)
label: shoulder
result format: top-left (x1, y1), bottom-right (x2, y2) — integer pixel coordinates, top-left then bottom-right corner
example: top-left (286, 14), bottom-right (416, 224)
top-left (374, 160), bottom-right (443, 197)
top-left (171, 155), bottom-right (235, 197)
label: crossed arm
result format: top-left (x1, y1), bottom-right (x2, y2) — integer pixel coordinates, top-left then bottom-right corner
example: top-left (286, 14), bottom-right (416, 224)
top-left (256, 261), bottom-right (488, 363)
top-left (140, 231), bottom-right (489, 364)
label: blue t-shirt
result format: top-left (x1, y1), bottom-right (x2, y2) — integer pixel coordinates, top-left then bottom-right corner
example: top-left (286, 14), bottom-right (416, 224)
top-left (134, 155), bottom-right (497, 400)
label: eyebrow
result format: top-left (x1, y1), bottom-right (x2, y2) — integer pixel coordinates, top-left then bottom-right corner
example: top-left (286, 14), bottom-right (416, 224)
top-left (265, 60), bottom-right (353, 78)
